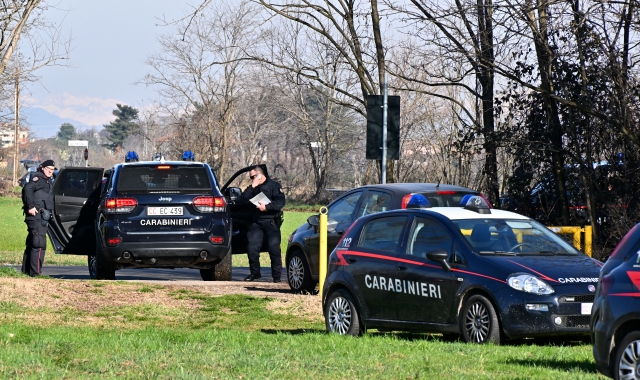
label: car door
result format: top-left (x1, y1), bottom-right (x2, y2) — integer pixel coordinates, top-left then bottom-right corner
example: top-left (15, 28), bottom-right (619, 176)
top-left (305, 190), bottom-right (364, 276)
top-left (349, 214), bottom-right (409, 321)
top-left (395, 215), bottom-right (462, 324)
top-left (220, 164), bottom-right (269, 255)
top-left (47, 167), bottom-right (104, 255)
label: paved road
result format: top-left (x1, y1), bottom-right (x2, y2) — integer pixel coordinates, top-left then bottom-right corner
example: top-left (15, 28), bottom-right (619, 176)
top-left (31, 266), bottom-right (281, 283)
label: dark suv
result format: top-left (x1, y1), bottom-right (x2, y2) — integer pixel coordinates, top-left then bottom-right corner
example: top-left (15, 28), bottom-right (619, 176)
top-left (47, 161), bottom-right (261, 281)
top-left (591, 223), bottom-right (640, 379)
top-left (285, 183), bottom-right (487, 292)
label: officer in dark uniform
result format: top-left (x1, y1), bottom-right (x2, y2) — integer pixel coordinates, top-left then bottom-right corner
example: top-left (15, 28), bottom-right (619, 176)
top-left (241, 165), bottom-right (286, 282)
top-left (21, 159), bottom-right (56, 277)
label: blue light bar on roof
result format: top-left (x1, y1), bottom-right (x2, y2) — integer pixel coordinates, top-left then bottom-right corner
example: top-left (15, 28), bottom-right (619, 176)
top-left (406, 193), bottom-right (431, 209)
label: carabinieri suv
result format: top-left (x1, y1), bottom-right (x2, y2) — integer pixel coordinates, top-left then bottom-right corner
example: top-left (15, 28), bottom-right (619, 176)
top-left (47, 161), bottom-right (264, 281)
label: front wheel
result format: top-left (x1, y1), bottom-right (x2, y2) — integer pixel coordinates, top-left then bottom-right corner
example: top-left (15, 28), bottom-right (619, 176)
top-left (613, 330), bottom-right (640, 380)
top-left (287, 250), bottom-right (315, 293)
top-left (459, 294), bottom-right (502, 344)
top-left (324, 288), bottom-right (362, 336)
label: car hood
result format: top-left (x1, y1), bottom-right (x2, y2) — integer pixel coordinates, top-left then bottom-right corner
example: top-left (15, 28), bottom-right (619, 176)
top-left (487, 254), bottom-right (602, 285)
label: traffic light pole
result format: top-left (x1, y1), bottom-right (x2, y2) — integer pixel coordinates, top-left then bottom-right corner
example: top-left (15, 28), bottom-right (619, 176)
top-left (381, 72), bottom-right (388, 184)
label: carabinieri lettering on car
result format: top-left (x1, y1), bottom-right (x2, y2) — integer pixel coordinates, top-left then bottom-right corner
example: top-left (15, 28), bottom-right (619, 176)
top-left (140, 219), bottom-right (193, 226)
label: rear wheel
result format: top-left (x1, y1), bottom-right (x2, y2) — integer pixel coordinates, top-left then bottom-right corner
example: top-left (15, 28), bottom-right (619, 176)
top-left (613, 330), bottom-right (640, 380)
top-left (89, 238), bottom-right (115, 280)
top-left (324, 288), bottom-right (362, 336)
top-left (200, 249), bottom-right (232, 281)
top-left (287, 250), bottom-right (315, 293)
top-left (459, 295), bottom-right (502, 344)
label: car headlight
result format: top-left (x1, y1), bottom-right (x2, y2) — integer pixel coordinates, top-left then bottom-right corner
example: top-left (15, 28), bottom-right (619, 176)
top-left (507, 274), bottom-right (555, 295)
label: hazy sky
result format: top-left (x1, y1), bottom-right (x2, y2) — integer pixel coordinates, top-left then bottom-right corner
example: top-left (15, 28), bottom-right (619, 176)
top-left (24, 0), bottom-right (198, 127)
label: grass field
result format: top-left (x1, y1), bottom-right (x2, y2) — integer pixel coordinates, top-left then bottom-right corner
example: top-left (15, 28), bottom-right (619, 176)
top-left (0, 270), bottom-right (604, 379)
top-left (0, 196), bottom-right (315, 268)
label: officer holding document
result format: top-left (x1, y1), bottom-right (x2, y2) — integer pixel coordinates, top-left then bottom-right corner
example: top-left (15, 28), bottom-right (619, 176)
top-left (241, 165), bottom-right (286, 282)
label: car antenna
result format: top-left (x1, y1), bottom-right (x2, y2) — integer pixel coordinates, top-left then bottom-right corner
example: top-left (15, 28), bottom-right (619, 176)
top-left (436, 179), bottom-right (440, 190)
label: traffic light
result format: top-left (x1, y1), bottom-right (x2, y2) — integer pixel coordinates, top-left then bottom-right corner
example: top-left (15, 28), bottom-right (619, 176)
top-left (366, 95), bottom-right (400, 160)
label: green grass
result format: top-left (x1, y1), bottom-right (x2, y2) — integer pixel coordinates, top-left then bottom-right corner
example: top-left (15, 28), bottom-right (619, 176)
top-left (0, 279), bottom-right (602, 379)
top-left (0, 196), bottom-right (315, 268)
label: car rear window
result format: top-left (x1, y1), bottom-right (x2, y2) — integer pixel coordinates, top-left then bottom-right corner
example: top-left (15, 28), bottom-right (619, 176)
top-left (116, 166), bottom-right (212, 193)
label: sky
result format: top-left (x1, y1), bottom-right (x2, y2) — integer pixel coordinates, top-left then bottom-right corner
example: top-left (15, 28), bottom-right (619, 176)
top-left (22, 0), bottom-right (199, 137)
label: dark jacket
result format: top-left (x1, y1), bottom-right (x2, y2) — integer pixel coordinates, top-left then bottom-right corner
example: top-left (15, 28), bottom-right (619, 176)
top-left (22, 171), bottom-right (54, 213)
top-left (241, 177), bottom-right (285, 220)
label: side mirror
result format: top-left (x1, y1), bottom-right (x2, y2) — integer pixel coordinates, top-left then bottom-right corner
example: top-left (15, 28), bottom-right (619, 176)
top-left (307, 214), bottom-right (338, 233)
top-left (426, 249), bottom-right (451, 272)
top-left (224, 187), bottom-right (242, 202)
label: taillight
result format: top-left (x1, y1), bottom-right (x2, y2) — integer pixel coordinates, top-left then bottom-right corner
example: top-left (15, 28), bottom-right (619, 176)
top-left (601, 274), bottom-right (615, 297)
top-left (437, 191), bottom-right (456, 195)
top-left (194, 196), bottom-right (226, 212)
top-left (107, 237), bottom-right (122, 246)
top-left (105, 198), bottom-right (137, 214)
top-left (209, 236), bottom-right (224, 244)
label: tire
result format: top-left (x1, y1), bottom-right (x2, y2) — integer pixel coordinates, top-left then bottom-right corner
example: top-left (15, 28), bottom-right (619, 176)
top-left (324, 288), bottom-right (362, 336)
top-left (459, 294), bottom-right (502, 344)
top-left (200, 249), bottom-right (232, 281)
top-left (287, 250), bottom-right (315, 293)
top-left (612, 330), bottom-right (640, 380)
top-left (89, 238), bottom-right (115, 280)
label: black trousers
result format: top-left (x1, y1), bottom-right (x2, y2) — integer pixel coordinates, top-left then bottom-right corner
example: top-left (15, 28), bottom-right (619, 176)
top-left (246, 219), bottom-right (282, 279)
top-left (21, 218), bottom-right (47, 277)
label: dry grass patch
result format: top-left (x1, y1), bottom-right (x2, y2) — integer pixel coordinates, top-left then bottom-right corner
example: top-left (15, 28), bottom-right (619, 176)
top-left (266, 295), bottom-right (324, 323)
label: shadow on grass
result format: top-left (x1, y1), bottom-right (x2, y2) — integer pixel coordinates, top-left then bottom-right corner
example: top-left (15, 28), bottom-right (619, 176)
top-left (260, 328), bottom-right (325, 335)
top-left (504, 358), bottom-right (597, 374)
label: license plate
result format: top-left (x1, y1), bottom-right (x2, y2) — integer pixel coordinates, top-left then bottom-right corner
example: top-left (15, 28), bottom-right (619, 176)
top-left (147, 206), bottom-right (183, 216)
top-left (581, 303), bottom-right (593, 315)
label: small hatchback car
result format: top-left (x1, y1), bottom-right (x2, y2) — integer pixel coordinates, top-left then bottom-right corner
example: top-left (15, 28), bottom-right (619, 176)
top-left (322, 195), bottom-right (602, 343)
top-left (47, 161), bottom-right (264, 281)
top-left (286, 183), bottom-right (488, 292)
top-left (591, 223), bottom-right (640, 379)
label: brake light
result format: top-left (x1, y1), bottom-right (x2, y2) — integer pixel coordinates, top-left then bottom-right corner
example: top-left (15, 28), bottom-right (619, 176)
top-left (601, 274), bottom-right (614, 297)
top-left (107, 237), bottom-right (122, 246)
top-left (105, 198), bottom-right (137, 214)
top-left (209, 236), bottom-right (224, 244)
top-left (157, 165), bottom-right (171, 170)
top-left (194, 196), bottom-right (226, 212)
top-left (437, 191), bottom-right (456, 195)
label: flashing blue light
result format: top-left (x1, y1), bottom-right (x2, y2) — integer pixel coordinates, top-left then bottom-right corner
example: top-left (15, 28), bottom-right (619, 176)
top-left (406, 194), bottom-right (431, 209)
top-left (182, 150), bottom-right (195, 161)
top-left (125, 151), bottom-right (139, 162)
top-left (463, 195), bottom-right (491, 214)
top-left (460, 194), bottom-right (473, 206)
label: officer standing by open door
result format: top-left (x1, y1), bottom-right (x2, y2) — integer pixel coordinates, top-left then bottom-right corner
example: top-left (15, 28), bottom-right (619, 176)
top-left (241, 165), bottom-right (286, 282)
top-left (21, 159), bottom-right (56, 277)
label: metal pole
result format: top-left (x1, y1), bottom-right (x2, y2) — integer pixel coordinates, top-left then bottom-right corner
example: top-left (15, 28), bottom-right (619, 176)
top-left (13, 66), bottom-right (19, 186)
top-left (318, 206), bottom-right (328, 299)
top-left (381, 71), bottom-right (388, 184)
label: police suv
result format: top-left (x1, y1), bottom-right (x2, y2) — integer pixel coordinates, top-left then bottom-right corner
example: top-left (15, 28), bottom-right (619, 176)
top-left (46, 159), bottom-right (262, 281)
top-left (323, 195), bottom-right (603, 343)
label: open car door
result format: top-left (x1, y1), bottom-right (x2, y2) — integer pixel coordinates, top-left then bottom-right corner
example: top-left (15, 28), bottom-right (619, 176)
top-left (47, 167), bottom-right (104, 255)
top-left (221, 164), bottom-right (269, 255)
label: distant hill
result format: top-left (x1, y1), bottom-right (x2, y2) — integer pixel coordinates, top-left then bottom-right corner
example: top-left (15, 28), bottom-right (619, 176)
top-left (22, 107), bottom-right (96, 138)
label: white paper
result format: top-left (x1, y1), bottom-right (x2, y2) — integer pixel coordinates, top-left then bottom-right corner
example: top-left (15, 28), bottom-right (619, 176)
top-left (250, 192), bottom-right (271, 206)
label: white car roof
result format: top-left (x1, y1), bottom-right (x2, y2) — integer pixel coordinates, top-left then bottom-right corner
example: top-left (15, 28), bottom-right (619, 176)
top-left (427, 207), bottom-right (531, 221)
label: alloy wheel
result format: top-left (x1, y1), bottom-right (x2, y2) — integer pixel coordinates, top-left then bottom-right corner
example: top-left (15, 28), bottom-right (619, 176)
top-left (465, 301), bottom-right (490, 343)
top-left (618, 339), bottom-right (640, 380)
top-left (327, 296), bottom-right (352, 335)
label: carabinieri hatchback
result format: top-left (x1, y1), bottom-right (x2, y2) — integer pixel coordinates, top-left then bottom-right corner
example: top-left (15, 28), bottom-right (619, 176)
top-left (322, 195), bottom-right (602, 343)
top-left (591, 223), bottom-right (640, 379)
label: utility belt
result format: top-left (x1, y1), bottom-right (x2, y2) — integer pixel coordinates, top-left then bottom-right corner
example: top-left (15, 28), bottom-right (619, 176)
top-left (255, 210), bottom-right (284, 228)
top-left (38, 208), bottom-right (53, 227)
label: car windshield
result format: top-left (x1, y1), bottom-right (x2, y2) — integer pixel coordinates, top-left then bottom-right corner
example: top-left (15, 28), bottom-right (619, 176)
top-left (452, 218), bottom-right (581, 256)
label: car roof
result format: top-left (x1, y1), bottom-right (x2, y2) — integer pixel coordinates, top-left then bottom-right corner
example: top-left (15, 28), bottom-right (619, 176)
top-left (355, 183), bottom-right (478, 193)
top-left (427, 207), bottom-right (531, 220)
top-left (118, 161), bottom-right (208, 168)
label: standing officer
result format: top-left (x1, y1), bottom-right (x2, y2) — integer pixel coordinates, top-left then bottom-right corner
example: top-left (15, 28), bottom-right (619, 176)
top-left (241, 165), bottom-right (286, 282)
top-left (21, 159), bottom-right (56, 277)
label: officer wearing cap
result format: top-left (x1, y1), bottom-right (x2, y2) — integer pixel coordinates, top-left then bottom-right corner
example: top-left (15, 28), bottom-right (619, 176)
top-left (21, 159), bottom-right (56, 277)
top-left (241, 165), bottom-right (286, 282)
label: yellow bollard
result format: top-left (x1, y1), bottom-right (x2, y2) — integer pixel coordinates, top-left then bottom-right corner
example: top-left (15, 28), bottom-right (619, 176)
top-left (318, 206), bottom-right (328, 299)
top-left (584, 225), bottom-right (593, 257)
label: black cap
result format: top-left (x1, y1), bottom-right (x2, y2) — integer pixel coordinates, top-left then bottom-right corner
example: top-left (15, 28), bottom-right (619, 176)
top-left (40, 159), bottom-right (56, 169)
